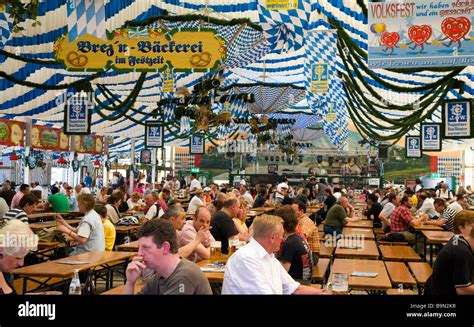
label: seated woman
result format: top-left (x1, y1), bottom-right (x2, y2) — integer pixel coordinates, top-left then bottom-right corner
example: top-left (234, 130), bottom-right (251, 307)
top-left (56, 194), bottom-right (105, 256)
top-left (126, 192), bottom-right (144, 211)
top-left (0, 219), bottom-right (38, 294)
top-left (95, 205), bottom-right (116, 251)
top-left (232, 200), bottom-right (250, 242)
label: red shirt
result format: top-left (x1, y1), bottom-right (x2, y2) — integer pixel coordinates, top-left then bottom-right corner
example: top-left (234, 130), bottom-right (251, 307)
top-left (390, 205), bottom-right (413, 232)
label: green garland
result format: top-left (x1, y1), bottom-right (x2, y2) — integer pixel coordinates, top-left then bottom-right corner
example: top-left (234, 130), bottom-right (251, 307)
top-left (0, 49), bottom-right (59, 65)
top-left (123, 14), bottom-right (263, 32)
top-left (3, 0), bottom-right (40, 32)
top-left (0, 64), bottom-right (113, 90)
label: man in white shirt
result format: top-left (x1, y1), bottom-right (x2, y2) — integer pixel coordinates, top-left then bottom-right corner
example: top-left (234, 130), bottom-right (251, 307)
top-left (416, 192), bottom-right (438, 219)
top-left (187, 189), bottom-right (205, 214)
top-left (239, 185), bottom-right (254, 207)
top-left (275, 182), bottom-right (288, 203)
top-left (189, 173), bottom-right (202, 196)
top-left (222, 214), bottom-right (327, 295)
top-left (447, 194), bottom-right (468, 214)
top-left (142, 192), bottom-right (164, 223)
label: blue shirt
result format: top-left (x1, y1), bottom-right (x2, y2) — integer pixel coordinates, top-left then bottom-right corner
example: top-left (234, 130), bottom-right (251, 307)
top-left (68, 195), bottom-right (79, 211)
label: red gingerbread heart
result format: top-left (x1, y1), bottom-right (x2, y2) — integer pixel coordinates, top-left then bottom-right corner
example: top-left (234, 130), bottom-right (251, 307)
top-left (441, 17), bottom-right (471, 42)
top-left (408, 25), bottom-right (432, 46)
top-left (380, 32), bottom-right (400, 48)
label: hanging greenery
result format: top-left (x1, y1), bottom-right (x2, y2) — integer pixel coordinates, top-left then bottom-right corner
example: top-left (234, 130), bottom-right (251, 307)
top-left (1, 0), bottom-right (41, 32)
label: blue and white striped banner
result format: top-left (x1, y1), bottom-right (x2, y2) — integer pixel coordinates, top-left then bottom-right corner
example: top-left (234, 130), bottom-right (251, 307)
top-left (67, 0), bottom-right (106, 42)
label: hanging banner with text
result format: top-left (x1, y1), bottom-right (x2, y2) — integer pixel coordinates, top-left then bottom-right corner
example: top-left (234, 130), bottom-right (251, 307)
top-left (368, 0), bottom-right (474, 69)
top-left (74, 135), bottom-right (103, 154)
top-left (54, 28), bottom-right (226, 72)
top-left (64, 93), bottom-right (92, 135)
top-left (145, 122), bottom-right (164, 148)
top-left (31, 125), bottom-right (69, 151)
top-left (0, 119), bottom-right (24, 146)
top-left (442, 99), bottom-right (473, 139)
top-left (421, 123), bottom-right (442, 151)
top-left (405, 135), bottom-right (422, 158)
top-left (189, 135), bottom-right (205, 154)
top-left (265, 0), bottom-right (298, 10)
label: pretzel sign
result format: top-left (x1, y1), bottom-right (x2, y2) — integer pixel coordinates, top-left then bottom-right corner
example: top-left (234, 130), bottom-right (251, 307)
top-left (190, 52), bottom-right (212, 67)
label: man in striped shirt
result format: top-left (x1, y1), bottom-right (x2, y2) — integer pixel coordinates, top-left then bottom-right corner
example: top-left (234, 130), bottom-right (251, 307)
top-left (425, 198), bottom-right (459, 232)
top-left (2, 194), bottom-right (39, 225)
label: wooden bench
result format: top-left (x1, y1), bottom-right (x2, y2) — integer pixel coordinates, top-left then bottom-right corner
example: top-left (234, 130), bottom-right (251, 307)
top-left (386, 288), bottom-right (416, 295)
top-left (384, 261), bottom-right (416, 287)
top-left (312, 258), bottom-right (330, 283)
top-left (318, 242), bottom-right (335, 259)
top-left (408, 262), bottom-right (432, 294)
top-left (13, 277), bottom-right (65, 294)
top-left (101, 281), bottom-right (144, 295)
top-left (374, 228), bottom-right (384, 235)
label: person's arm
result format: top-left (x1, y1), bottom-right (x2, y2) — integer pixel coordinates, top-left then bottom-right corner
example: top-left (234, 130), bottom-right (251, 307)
top-left (293, 284), bottom-right (328, 294)
top-left (177, 226), bottom-right (209, 258)
top-left (124, 257), bottom-right (145, 294)
top-left (55, 214), bottom-right (77, 232)
top-left (425, 218), bottom-right (446, 227)
top-left (456, 285), bottom-right (474, 295)
top-left (280, 261), bottom-right (291, 272)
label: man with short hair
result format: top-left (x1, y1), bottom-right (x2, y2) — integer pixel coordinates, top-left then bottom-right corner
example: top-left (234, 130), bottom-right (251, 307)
top-left (210, 197), bottom-right (240, 254)
top-left (66, 186), bottom-right (79, 211)
top-left (365, 193), bottom-right (383, 228)
top-left (222, 215), bottom-right (327, 294)
top-left (448, 194), bottom-right (468, 213)
top-left (189, 173), bottom-right (201, 196)
top-left (142, 192), bottom-right (164, 223)
top-left (106, 193), bottom-right (123, 224)
top-left (291, 200), bottom-right (319, 262)
top-left (178, 206), bottom-right (215, 262)
top-left (124, 219), bottom-right (212, 294)
top-left (425, 198), bottom-right (459, 232)
top-left (425, 210), bottom-right (474, 295)
top-left (3, 194), bottom-right (39, 224)
top-left (10, 184), bottom-right (30, 209)
top-left (388, 196), bottom-right (424, 245)
top-left (47, 186), bottom-right (70, 213)
top-left (416, 192), bottom-right (437, 219)
top-left (0, 180), bottom-right (16, 207)
top-left (240, 185), bottom-right (254, 207)
top-left (187, 189), bottom-right (205, 214)
top-left (379, 193), bottom-right (399, 232)
top-left (323, 195), bottom-right (358, 236)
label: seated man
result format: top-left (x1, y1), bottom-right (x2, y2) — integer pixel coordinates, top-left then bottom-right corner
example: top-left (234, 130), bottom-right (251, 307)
top-left (210, 197), bottom-right (240, 254)
top-left (323, 195), bottom-right (359, 236)
top-left (3, 194), bottom-right (39, 224)
top-left (178, 206), bottom-right (214, 262)
top-left (387, 195), bottom-right (424, 245)
top-left (47, 186), bottom-right (70, 213)
top-left (424, 198), bottom-right (458, 232)
top-left (425, 210), bottom-right (474, 295)
top-left (142, 192), bottom-right (164, 223)
top-left (291, 200), bottom-right (319, 263)
top-left (124, 219), bottom-right (212, 294)
top-left (161, 205), bottom-right (211, 259)
top-left (222, 215), bottom-right (327, 294)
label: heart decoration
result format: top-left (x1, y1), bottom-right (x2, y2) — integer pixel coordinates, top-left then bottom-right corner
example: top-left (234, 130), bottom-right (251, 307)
top-left (441, 17), bottom-right (471, 42)
top-left (408, 25), bottom-right (432, 46)
top-left (380, 32), bottom-right (400, 48)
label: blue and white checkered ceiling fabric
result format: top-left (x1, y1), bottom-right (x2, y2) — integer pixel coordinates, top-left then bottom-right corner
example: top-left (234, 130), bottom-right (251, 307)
top-left (0, 0), bottom-right (472, 154)
top-left (257, 0), bottom-right (310, 54)
top-left (0, 12), bottom-right (12, 50)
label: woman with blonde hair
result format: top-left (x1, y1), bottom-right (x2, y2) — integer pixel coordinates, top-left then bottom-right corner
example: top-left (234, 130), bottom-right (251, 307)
top-left (0, 219), bottom-right (38, 294)
top-left (232, 199), bottom-right (250, 242)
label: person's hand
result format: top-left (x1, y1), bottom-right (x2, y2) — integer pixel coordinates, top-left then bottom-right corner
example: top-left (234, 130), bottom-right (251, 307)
top-left (195, 226), bottom-right (211, 244)
top-left (126, 256), bottom-right (146, 285)
top-left (55, 214), bottom-right (66, 226)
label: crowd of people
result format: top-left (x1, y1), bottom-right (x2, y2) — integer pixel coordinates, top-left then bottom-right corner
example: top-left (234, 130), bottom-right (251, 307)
top-left (0, 173), bottom-right (473, 295)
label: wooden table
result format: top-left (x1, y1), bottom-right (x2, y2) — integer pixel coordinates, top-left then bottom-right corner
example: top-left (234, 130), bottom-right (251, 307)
top-left (412, 223), bottom-right (443, 252)
top-left (28, 212), bottom-right (59, 221)
top-left (29, 219), bottom-right (81, 231)
top-left (251, 207), bottom-right (274, 213)
top-left (196, 260), bottom-right (224, 283)
top-left (335, 240), bottom-right (380, 259)
top-left (342, 228), bottom-right (375, 240)
top-left (345, 220), bottom-right (373, 228)
top-left (117, 240), bottom-right (139, 252)
top-left (13, 251), bottom-right (136, 293)
top-left (421, 231), bottom-right (454, 266)
top-left (330, 258), bottom-right (392, 292)
top-left (101, 281), bottom-right (144, 295)
top-left (115, 225), bottom-right (141, 237)
top-left (379, 245), bottom-right (421, 262)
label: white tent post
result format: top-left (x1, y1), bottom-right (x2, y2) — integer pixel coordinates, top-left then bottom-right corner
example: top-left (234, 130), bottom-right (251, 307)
top-left (151, 148), bottom-right (157, 190)
top-left (130, 138), bottom-right (136, 194)
top-left (68, 136), bottom-right (75, 186)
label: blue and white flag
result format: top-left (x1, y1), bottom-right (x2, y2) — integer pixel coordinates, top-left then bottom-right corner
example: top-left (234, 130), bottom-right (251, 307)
top-left (258, 0), bottom-right (311, 54)
top-left (67, 0), bottom-right (106, 42)
top-left (0, 11), bottom-right (13, 50)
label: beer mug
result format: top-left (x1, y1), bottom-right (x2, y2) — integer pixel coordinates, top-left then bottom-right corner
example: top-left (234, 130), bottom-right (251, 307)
top-left (228, 239), bottom-right (239, 256)
top-left (210, 241), bottom-right (222, 264)
top-left (328, 273), bottom-right (349, 294)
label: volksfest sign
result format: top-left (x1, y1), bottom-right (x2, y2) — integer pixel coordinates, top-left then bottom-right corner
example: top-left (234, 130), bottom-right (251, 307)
top-left (54, 28), bottom-right (226, 72)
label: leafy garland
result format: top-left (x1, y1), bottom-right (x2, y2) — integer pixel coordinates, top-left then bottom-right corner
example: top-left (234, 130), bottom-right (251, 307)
top-left (1, 0), bottom-right (41, 32)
